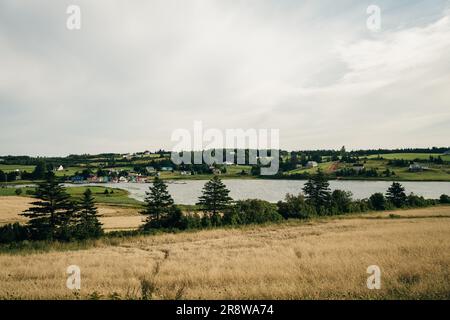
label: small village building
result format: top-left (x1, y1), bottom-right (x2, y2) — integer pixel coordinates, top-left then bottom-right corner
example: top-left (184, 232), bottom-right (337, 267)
top-left (57, 165), bottom-right (64, 171)
top-left (161, 166), bottom-right (173, 171)
top-left (119, 176), bottom-right (128, 182)
top-left (409, 162), bottom-right (424, 172)
top-left (306, 161), bottom-right (318, 168)
top-left (87, 175), bottom-right (99, 183)
top-left (352, 164), bottom-right (365, 172)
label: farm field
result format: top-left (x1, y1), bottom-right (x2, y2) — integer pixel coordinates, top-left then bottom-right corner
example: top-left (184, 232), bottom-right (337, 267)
top-left (0, 164), bottom-right (35, 173)
top-left (0, 186), bottom-right (143, 207)
top-left (367, 153), bottom-right (450, 161)
top-left (0, 197), bottom-right (142, 231)
top-left (0, 205), bottom-right (449, 299)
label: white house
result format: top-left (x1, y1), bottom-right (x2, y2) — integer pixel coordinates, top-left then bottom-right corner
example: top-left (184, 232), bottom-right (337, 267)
top-left (306, 161), bottom-right (318, 168)
top-left (57, 165), bottom-right (64, 171)
top-left (409, 162), bottom-right (425, 172)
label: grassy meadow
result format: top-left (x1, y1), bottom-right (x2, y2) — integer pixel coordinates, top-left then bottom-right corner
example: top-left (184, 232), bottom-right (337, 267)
top-left (367, 153), bottom-right (450, 161)
top-left (0, 186), bottom-right (143, 207)
top-left (0, 206), bottom-right (449, 299)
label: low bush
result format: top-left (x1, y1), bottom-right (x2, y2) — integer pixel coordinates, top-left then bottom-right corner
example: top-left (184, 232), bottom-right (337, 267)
top-left (224, 199), bottom-right (282, 225)
top-left (0, 223), bottom-right (29, 243)
top-left (276, 194), bottom-right (315, 219)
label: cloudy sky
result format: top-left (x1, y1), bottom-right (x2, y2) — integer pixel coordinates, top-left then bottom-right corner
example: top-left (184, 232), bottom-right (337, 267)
top-left (0, 0), bottom-right (449, 156)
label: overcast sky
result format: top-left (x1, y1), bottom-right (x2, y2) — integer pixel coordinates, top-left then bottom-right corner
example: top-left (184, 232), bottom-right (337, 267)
top-left (0, 0), bottom-right (449, 156)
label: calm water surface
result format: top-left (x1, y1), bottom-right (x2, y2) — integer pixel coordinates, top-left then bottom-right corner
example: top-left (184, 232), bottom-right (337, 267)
top-left (79, 180), bottom-right (450, 204)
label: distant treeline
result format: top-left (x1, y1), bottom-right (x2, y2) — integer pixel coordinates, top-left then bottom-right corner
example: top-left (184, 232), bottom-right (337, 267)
top-left (1, 147), bottom-right (448, 166)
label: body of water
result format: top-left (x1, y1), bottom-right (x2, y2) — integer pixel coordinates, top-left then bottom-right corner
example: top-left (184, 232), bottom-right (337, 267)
top-left (76, 180), bottom-right (450, 204)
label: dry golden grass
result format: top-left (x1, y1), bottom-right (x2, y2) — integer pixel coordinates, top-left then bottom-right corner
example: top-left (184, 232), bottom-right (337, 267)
top-left (0, 196), bottom-right (31, 225)
top-left (0, 197), bottom-right (142, 231)
top-left (0, 206), bottom-right (449, 300)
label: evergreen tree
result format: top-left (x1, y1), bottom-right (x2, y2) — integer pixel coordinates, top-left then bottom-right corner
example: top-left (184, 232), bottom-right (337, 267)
top-left (32, 161), bottom-right (47, 180)
top-left (21, 171), bottom-right (76, 240)
top-left (75, 189), bottom-right (103, 239)
top-left (386, 182), bottom-right (407, 207)
top-left (302, 169), bottom-right (331, 214)
top-left (369, 192), bottom-right (387, 210)
top-left (141, 177), bottom-right (174, 225)
top-left (197, 176), bottom-right (232, 218)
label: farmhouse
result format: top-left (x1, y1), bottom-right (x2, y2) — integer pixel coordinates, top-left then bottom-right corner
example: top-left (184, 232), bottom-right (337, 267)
top-left (306, 161), bottom-right (318, 168)
top-left (56, 165), bottom-right (64, 171)
top-left (409, 162), bottom-right (426, 172)
top-left (146, 166), bottom-right (156, 173)
top-left (352, 163), bottom-right (365, 172)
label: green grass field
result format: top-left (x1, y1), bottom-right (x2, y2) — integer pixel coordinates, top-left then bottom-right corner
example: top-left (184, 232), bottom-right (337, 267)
top-left (287, 162), bottom-right (336, 175)
top-left (367, 153), bottom-right (450, 161)
top-left (0, 186), bottom-right (143, 207)
top-left (0, 165), bottom-right (36, 173)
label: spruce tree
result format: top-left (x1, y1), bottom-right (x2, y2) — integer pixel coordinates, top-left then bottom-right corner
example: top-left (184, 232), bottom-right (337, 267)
top-left (197, 176), bottom-right (232, 218)
top-left (141, 177), bottom-right (174, 225)
top-left (386, 182), bottom-right (407, 207)
top-left (76, 189), bottom-right (103, 239)
top-left (21, 171), bottom-right (76, 240)
top-left (302, 169), bottom-right (331, 214)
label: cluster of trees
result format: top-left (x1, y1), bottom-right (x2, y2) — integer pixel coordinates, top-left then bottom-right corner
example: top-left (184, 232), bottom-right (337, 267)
top-left (2, 170), bottom-right (449, 244)
top-left (0, 172), bottom-right (103, 243)
top-left (140, 176), bottom-right (282, 230)
top-left (277, 171), bottom-right (444, 218)
top-left (139, 170), bottom-right (449, 232)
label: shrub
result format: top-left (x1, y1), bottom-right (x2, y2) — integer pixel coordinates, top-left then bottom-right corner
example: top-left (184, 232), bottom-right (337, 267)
top-left (15, 188), bottom-right (23, 196)
top-left (0, 223), bottom-right (29, 244)
top-left (369, 193), bottom-right (387, 211)
top-left (276, 194), bottom-right (316, 219)
top-left (228, 199), bottom-right (282, 225)
top-left (440, 194), bottom-right (450, 204)
top-left (406, 193), bottom-right (428, 207)
top-left (330, 189), bottom-right (353, 214)
top-left (349, 199), bottom-right (371, 213)
top-left (143, 206), bottom-right (188, 230)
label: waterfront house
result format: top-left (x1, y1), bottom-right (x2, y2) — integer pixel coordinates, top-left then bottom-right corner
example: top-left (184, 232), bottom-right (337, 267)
top-left (409, 162), bottom-right (426, 172)
top-left (306, 161), bottom-right (318, 168)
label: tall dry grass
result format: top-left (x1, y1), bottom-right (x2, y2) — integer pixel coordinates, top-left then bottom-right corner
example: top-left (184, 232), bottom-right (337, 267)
top-left (0, 206), bottom-right (449, 299)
